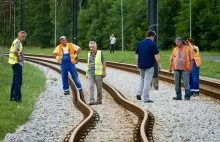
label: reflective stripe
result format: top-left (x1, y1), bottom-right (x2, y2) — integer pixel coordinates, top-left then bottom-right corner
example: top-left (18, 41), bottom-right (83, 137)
top-left (190, 89), bottom-right (200, 91)
top-left (9, 56), bottom-right (16, 61)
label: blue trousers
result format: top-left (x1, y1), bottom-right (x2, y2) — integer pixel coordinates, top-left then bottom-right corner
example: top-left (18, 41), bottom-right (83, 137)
top-left (10, 64), bottom-right (22, 101)
top-left (61, 61), bottom-right (82, 93)
top-left (110, 44), bottom-right (115, 54)
top-left (174, 70), bottom-right (191, 100)
top-left (189, 62), bottom-right (200, 95)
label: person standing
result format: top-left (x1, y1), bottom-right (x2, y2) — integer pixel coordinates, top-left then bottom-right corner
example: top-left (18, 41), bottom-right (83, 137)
top-left (86, 41), bottom-right (106, 105)
top-left (53, 36), bottom-right (85, 102)
top-left (109, 34), bottom-right (116, 54)
top-left (136, 31), bottom-right (161, 103)
top-left (187, 38), bottom-right (202, 96)
top-left (169, 37), bottom-right (194, 101)
top-left (9, 31), bottom-right (27, 103)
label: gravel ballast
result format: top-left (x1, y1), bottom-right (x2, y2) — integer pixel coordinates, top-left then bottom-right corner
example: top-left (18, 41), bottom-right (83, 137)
top-left (77, 62), bottom-right (220, 142)
top-left (3, 63), bottom-right (83, 142)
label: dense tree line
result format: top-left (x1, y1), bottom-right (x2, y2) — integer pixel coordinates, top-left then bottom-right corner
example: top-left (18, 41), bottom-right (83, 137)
top-left (0, 0), bottom-right (220, 51)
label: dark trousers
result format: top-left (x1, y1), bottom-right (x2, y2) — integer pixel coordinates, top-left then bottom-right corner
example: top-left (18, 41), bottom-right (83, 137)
top-left (10, 64), bottom-right (22, 101)
top-left (110, 44), bottom-right (115, 54)
top-left (189, 62), bottom-right (200, 95)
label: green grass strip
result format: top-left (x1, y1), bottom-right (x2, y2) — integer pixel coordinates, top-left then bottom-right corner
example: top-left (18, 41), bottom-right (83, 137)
top-left (0, 56), bottom-right (46, 140)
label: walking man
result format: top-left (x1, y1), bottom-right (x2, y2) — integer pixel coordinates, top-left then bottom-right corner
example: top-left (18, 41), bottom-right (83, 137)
top-left (53, 36), bottom-right (85, 101)
top-left (136, 31), bottom-right (161, 103)
top-left (186, 38), bottom-right (202, 96)
top-left (9, 31), bottom-right (27, 103)
top-left (169, 37), bottom-right (194, 100)
top-left (86, 41), bottom-right (106, 105)
top-left (109, 34), bottom-right (116, 54)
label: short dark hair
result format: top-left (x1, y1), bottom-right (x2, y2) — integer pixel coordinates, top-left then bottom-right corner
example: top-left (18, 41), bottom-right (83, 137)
top-left (187, 38), bottom-right (194, 44)
top-left (146, 30), bottom-right (156, 37)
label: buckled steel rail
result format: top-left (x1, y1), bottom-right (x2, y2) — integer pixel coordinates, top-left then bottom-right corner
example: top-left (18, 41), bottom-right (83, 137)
top-left (22, 54), bottom-right (155, 142)
top-left (23, 58), bottom-right (100, 142)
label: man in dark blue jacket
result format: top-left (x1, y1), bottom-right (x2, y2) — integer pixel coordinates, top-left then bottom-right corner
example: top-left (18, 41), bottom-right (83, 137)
top-left (135, 30), bottom-right (161, 103)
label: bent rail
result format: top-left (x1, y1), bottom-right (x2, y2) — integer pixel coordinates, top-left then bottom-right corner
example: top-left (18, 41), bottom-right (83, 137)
top-left (24, 58), bottom-right (99, 142)
top-left (23, 55), bottom-right (154, 142)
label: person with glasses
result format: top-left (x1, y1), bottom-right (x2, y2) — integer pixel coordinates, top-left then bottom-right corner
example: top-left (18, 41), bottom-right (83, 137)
top-left (8, 31), bottom-right (27, 103)
top-left (53, 36), bottom-right (85, 102)
top-left (86, 41), bottom-right (106, 105)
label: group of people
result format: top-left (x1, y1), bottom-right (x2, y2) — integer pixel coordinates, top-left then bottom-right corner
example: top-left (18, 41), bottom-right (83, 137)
top-left (9, 30), bottom-right (201, 104)
top-left (135, 31), bottom-right (201, 103)
top-left (9, 31), bottom-right (107, 105)
top-left (52, 36), bottom-right (107, 105)
top-left (169, 37), bottom-right (201, 101)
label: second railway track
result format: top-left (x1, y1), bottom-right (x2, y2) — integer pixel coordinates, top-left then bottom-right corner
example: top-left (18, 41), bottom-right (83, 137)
top-left (17, 53), bottom-right (220, 100)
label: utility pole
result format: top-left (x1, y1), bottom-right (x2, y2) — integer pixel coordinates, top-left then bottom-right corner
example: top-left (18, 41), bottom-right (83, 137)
top-left (148, 0), bottom-right (159, 90)
top-left (4, 11), bottom-right (6, 50)
top-left (121, 0), bottom-right (124, 51)
top-left (54, 0), bottom-right (57, 48)
top-left (73, 0), bottom-right (77, 44)
top-left (5, 1), bottom-right (15, 39)
top-left (21, 0), bottom-right (24, 30)
top-left (190, 0), bottom-right (192, 38)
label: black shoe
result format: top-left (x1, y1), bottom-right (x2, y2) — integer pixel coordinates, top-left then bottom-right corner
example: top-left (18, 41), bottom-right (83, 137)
top-left (144, 100), bottom-right (154, 103)
top-left (10, 98), bottom-right (14, 101)
top-left (64, 92), bottom-right (69, 95)
top-left (173, 97), bottom-right (182, 100)
top-left (136, 95), bottom-right (141, 100)
top-left (15, 100), bottom-right (21, 103)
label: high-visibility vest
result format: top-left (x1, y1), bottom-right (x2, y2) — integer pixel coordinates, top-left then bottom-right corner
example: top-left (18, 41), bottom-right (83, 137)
top-left (192, 46), bottom-right (202, 67)
top-left (57, 43), bottom-right (76, 64)
top-left (86, 50), bottom-right (103, 77)
top-left (8, 39), bottom-right (23, 65)
top-left (171, 46), bottom-right (191, 71)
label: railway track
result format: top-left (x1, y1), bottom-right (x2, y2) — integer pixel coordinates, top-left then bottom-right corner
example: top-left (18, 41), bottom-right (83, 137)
top-left (6, 53), bottom-right (219, 142)
top-left (77, 59), bottom-right (220, 100)
top-left (21, 55), bottom-right (154, 142)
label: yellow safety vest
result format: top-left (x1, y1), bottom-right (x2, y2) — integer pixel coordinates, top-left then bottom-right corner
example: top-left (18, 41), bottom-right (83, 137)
top-left (86, 50), bottom-right (103, 77)
top-left (8, 39), bottom-right (23, 64)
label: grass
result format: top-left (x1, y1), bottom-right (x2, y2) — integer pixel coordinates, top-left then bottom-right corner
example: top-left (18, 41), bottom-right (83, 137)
top-left (0, 55), bottom-right (46, 140)
top-left (3, 47), bottom-right (220, 79)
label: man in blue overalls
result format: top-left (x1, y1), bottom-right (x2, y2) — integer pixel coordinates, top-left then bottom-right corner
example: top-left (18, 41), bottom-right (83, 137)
top-left (53, 36), bottom-right (85, 102)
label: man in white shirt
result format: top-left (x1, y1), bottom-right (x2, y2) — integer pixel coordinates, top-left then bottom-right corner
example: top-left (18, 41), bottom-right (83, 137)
top-left (53, 36), bottom-right (85, 102)
top-left (109, 34), bottom-right (116, 54)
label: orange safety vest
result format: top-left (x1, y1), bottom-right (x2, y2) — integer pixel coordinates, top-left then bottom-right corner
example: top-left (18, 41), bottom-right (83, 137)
top-left (192, 47), bottom-right (202, 67)
top-left (171, 46), bottom-right (191, 71)
top-left (57, 43), bottom-right (76, 64)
